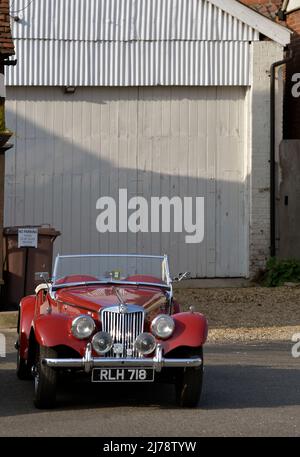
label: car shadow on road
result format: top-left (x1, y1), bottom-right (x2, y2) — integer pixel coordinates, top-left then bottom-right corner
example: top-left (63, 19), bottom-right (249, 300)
top-left (1, 360), bottom-right (300, 416)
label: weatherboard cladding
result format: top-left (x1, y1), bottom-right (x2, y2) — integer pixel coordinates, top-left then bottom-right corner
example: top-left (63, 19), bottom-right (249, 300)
top-left (7, 0), bottom-right (260, 86)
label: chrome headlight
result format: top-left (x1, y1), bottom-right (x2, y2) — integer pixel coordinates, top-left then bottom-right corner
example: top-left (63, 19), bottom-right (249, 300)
top-left (134, 332), bottom-right (156, 355)
top-left (151, 314), bottom-right (175, 339)
top-left (71, 315), bottom-right (95, 340)
top-left (92, 331), bottom-right (113, 354)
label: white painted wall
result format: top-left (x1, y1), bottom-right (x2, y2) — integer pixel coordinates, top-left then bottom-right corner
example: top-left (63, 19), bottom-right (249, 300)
top-left (249, 41), bottom-right (284, 276)
top-left (5, 86), bottom-right (248, 277)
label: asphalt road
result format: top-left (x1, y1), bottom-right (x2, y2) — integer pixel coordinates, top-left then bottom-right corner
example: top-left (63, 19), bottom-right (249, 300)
top-left (0, 329), bottom-right (299, 437)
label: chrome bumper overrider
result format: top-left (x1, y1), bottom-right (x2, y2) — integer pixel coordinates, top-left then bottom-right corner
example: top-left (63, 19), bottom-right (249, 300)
top-left (42, 343), bottom-right (202, 373)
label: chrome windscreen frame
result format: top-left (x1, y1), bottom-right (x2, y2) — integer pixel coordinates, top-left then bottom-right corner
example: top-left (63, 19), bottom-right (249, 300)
top-left (51, 254), bottom-right (173, 302)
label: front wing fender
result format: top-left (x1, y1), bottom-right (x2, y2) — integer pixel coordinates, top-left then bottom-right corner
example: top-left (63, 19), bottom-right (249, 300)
top-left (34, 314), bottom-right (85, 356)
top-left (162, 312), bottom-right (208, 355)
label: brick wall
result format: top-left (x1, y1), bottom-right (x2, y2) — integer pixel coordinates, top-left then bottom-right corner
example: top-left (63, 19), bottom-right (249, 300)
top-left (240, 0), bottom-right (300, 139)
top-left (240, 0), bottom-right (282, 19)
top-left (249, 42), bottom-right (283, 276)
top-left (0, 0), bottom-right (14, 56)
top-left (0, 1), bottom-right (13, 283)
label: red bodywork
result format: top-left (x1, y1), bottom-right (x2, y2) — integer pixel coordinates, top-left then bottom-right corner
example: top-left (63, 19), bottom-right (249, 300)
top-left (19, 275), bottom-right (208, 361)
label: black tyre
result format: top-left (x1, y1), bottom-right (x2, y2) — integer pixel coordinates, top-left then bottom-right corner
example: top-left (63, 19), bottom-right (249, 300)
top-left (16, 341), bottom-right (32, 380)
top-left (175, 347), bottom-right (203, 408)
top-left (34, 345), bottom-right (57, 409)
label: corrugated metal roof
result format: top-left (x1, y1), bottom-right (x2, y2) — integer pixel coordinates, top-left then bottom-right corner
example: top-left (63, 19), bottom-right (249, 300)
top-left (10, 0), bottom-right (259, 41)
top-left (7, 0), bottom-right (260, 86)
top-left (7, 40), bottom-right (251, 86)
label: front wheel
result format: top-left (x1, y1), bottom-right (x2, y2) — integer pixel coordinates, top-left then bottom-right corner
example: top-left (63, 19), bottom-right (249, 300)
top-left (175, 347), bottom-right (203, 408)
top-left (34, 345), bottom-right (57, 409)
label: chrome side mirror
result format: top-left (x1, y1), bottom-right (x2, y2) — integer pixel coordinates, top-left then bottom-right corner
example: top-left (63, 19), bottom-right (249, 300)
top-left (173, 271), bottom-right (191, 282)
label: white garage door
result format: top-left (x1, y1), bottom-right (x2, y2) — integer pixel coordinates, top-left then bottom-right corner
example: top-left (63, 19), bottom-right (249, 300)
top-left (5, 86), bottom-right (248, 277)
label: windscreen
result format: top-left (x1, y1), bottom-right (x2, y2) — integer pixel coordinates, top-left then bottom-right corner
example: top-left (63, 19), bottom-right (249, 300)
top-left (53, 255), bottom-right (169, 286)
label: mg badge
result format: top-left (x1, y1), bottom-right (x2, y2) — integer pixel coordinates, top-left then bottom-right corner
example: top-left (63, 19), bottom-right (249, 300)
top-left (119, 303), bottom-right (128, 314)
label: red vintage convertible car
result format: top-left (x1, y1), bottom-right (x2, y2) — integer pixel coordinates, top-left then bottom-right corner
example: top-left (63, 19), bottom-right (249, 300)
top-left (16, 254), bottom-right (208, 408)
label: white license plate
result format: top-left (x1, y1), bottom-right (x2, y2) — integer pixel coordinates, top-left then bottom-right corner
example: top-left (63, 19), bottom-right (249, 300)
top-left (92, 368), bottom-right (154, 383)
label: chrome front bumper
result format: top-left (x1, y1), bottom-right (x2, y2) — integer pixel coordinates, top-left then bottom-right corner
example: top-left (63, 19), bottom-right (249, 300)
top-left (42, 343), bottom-right (202, 373)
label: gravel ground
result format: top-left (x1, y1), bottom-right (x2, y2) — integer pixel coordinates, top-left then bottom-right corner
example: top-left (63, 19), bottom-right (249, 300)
top-left (174, 286), bottom-right (300, 342)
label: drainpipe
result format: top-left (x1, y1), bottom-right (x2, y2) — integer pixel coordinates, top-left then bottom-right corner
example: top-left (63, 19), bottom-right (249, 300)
top-left (270, 49), bottom-right (293, 258)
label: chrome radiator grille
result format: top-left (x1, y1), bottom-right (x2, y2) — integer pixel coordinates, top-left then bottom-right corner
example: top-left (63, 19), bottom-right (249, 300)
top-left (101, 306), bottom-right (145, 358)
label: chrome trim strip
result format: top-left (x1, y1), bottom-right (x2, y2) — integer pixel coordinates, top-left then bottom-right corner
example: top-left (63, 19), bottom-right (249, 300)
top-left (52, 280), bottom-right (171, 291)
top-left (57, 254), bottom-right (166, 260)
top-left (101, 304), bottom-right (144, 314)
